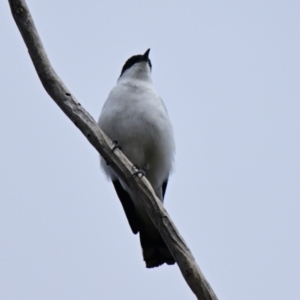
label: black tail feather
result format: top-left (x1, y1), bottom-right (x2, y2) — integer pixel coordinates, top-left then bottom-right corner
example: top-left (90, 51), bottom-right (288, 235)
top-left (112, 178), bottom-right (175, 268)
top-left (139, 222), bottom-right (175, 268)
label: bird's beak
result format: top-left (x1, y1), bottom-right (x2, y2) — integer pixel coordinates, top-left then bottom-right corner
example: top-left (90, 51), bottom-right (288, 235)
top-left (141, 48), bottom-right (150, 61)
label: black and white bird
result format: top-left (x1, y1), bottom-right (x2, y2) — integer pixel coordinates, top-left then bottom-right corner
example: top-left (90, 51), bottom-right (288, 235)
top-left (98, 49), bottom-right (175, 268)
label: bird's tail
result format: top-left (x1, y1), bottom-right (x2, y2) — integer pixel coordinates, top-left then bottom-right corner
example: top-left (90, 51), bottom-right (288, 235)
top-left (139, 220), bottom-right (175, 268)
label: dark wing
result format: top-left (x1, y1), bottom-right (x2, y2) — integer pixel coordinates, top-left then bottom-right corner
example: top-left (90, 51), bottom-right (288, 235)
top-left (112, 179), bottom-right (140, 234)
top-left (162, 178), bottom-right (168, 199)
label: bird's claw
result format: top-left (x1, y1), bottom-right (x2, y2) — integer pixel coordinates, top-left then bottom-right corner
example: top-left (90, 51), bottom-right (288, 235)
top-left (112, 140), bottom-right (122, 152)
top-left (132, 165), bottom-right (146, 178)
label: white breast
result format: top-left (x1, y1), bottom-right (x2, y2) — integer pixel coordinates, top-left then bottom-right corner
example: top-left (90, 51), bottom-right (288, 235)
top-left (98, 78), bottom-right (175, 190)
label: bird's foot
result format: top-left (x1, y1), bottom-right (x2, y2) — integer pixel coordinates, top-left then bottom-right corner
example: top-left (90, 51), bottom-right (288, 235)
top-left (112, 140), bottom-right (122, 152)
top-left (132, 165), bottom-right (146, 178)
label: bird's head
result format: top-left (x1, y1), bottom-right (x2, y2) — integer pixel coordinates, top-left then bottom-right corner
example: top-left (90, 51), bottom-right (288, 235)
top-left (119, 49), bottom-right (152, 81)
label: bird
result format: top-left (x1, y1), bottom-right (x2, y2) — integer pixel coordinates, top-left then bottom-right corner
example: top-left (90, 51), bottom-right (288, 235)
top-left (98, 49), bottom-right (175, 268)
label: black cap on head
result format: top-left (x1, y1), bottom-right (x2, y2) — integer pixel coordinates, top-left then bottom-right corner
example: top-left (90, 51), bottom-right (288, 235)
top-left (120, 49), bottom-right (152, 77)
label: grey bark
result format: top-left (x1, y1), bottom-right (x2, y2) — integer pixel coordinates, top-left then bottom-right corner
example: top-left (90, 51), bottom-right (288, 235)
top-left (8, 1), bottom-right (218, 299)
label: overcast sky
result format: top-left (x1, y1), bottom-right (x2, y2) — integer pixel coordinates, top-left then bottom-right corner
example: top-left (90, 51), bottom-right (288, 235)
top-left (1, 1), bottom-right (300, 299)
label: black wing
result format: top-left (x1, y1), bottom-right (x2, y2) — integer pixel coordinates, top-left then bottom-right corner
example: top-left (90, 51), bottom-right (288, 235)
top-left (162, 178), bottom-right (168, 199)
top-left (112, 179), bottom-right (140, 234)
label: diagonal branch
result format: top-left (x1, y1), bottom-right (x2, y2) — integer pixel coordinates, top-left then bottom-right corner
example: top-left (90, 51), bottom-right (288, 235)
top-left (8, 1), bottom-right (218, 299)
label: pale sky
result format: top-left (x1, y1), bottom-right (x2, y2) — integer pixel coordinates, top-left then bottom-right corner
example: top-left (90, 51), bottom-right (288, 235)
top-left (1, 1), bottom-right (300, 299)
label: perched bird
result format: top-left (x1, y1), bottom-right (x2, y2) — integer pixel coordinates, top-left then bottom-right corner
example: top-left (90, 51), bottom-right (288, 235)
top-left (98, 49), bottom-right (175, 268)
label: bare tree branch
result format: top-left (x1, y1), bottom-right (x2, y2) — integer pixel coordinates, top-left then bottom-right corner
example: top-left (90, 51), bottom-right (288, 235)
top-left (8, 1), bottom-right (218, 299)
